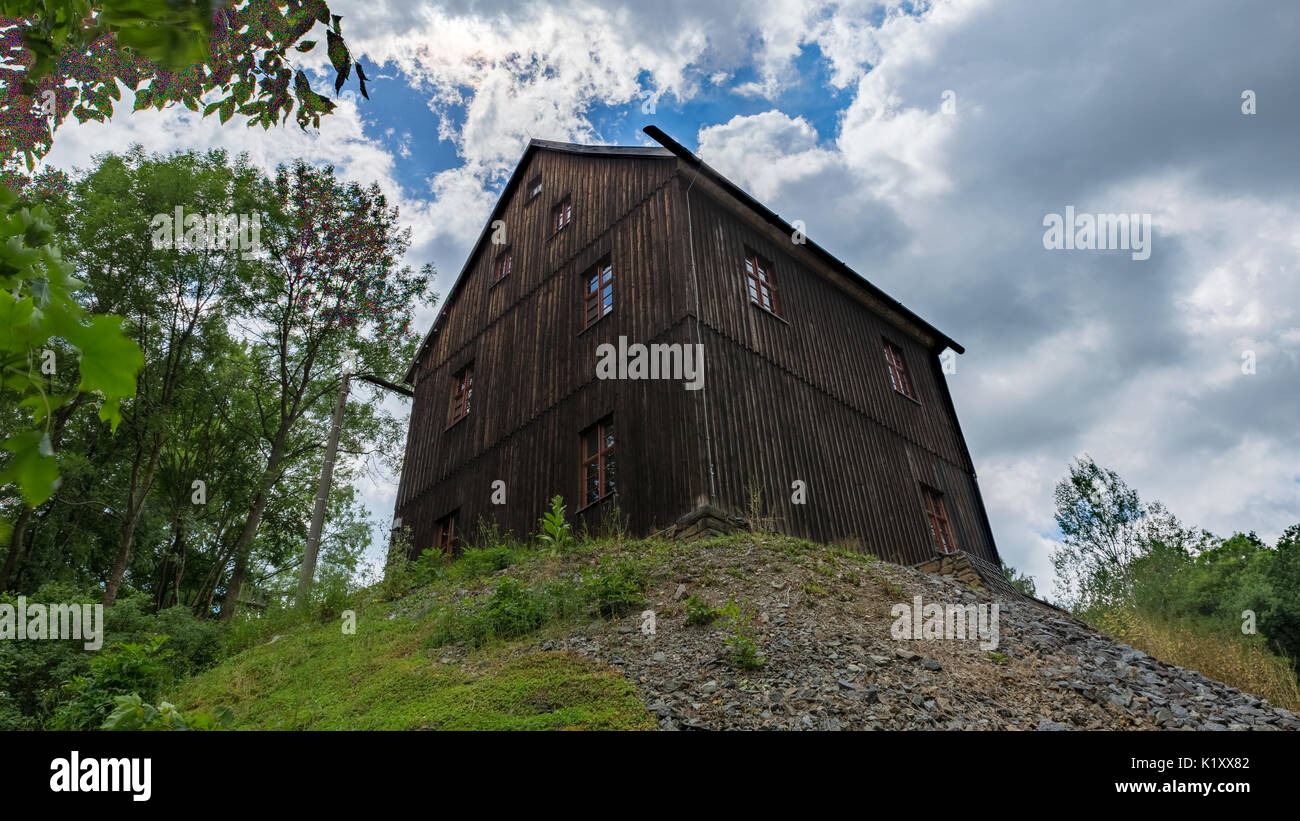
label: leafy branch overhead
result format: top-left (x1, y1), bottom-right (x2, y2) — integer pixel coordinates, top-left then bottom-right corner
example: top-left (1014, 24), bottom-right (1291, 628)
top-left (0, 1), bottom-right (367, 507)
top-left (1, 0), bottom-right (370, 172)
top-left (0, 183), bottom-right (143, 505)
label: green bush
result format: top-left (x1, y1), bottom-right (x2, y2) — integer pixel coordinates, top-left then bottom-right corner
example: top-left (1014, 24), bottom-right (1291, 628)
top-left (1261, 526), bottom-right (1300, 670)
top-left (0, 584), bottom-right (223, 729)
top-left (537, 495), bottom-right (573, 553)
top-left (719, 599), bottom-right (764, 670)
top-left (448, 544), bottom-right (517, 583)
top-left (102, 694), bottom-right (237, 731)
top-left (583, 560), bottom-right (646, 618)
top-left (483, 577), bottom-right (550, 639)
top-left (684, 595), bottom-right (718, 626)
top-left (428, 577), bottom-right (584, 649)
top-left (48, 637), bottom-right (175, 730)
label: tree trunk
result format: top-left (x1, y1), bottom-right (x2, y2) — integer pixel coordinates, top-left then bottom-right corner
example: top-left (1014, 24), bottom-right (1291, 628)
top-left (0, 506), bottom-right (33, 592)
top-left (220, 435), bottom-right (288, 621)
top-left (102, 433), bottom-right (165, 607)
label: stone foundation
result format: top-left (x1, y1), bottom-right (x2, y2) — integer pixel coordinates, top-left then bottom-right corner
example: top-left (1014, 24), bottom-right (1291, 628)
top-left (915, 552), bottom-right (985, 588)
top-left (671, 504), bottom-right (747, 541)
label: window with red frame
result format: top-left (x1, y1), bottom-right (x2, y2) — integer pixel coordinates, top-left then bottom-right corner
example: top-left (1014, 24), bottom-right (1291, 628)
top-left (434, 510), bottom-right (459, 555)
top-left (493, 249), bottom-right (511, 284)
top-left (922, 486), bottom-right (958, 555)
top-left (581, 417), bottom-right (616, 506)
top-left (883, 339), bottom-right (917, 400)
top-left (448, 364), bottom-right (473, 425)
top-left (584, 259), bottom-right (614, 329)
top-left (744, 250), bottom-right (780, 315)
top-left (551, 197), bottom-right (572, 233)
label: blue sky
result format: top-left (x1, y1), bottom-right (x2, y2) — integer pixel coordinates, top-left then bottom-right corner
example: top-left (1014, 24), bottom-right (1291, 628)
top-left (42, 0), bottom-right (1300, 599)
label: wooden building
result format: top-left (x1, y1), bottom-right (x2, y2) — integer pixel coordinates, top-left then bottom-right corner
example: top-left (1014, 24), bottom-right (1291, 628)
top-left (393, 126), bottom-right (1002, 571)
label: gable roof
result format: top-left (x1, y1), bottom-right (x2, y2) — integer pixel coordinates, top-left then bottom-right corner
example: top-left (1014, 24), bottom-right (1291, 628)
top-left (402, 140), bottom-right (673, 383)
top-left (403, 128), bottom-right (963, 384)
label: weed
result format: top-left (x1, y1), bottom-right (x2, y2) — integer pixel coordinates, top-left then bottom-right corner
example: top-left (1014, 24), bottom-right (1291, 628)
top-left (537, 495), bottom-right (574, 553)
top-left (684, 596), bottom-right (718, 626)
top-left (719, 599), bottom-right (765, 670)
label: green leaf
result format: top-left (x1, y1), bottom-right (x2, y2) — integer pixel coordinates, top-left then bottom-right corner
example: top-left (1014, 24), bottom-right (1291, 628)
top-left (0, 430), bottom-right (61, 506)
top-left (326, 30), bottom-right (350, 93)
top-left (60, 314), bottom-right (144, 427)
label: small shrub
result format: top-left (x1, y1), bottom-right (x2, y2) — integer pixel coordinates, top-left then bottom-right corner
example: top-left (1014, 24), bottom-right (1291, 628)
top-left (538, 495), bottom-right (574, 553)
top-left (49, 637), bottom-right (174, 730)
top-left (102, 694), bottom-right (236, 731)
top-left (447, 544), bottom-right (516, 584)
top-left (684, 596), bottom-right (718, 626)
top-left (719, 599), bottom-right (764, 670)
top-left (585, 561), bottom-right (647, 618)
top-left (409, 548), bottom-right (449, 588)
top-left (484, 577), bottom-right (550, 639)
top-left (987, 651), bottom-right (1008, 665)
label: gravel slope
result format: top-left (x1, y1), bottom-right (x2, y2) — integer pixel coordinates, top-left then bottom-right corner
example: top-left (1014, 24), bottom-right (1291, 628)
top-left (536, 537), bottom-right (1300, 731)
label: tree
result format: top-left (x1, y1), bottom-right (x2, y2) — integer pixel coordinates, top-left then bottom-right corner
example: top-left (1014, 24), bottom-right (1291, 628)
top-left (218, 160), bottom-right (431, 618)
top-left (1, 0), bottom-right (365, 525)
top-left (1050, 455), bottom-right (1200, 611)
top-left (1260, 525), bottom-right (1300, 670)
top-left (1000, 564), bottom-right (1037, 598)
top-left (2, 0), bottom-right (367, 172)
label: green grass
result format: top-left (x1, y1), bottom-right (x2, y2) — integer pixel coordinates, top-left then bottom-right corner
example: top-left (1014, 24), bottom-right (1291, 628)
top-left (171, 531), bottom-right (886, 730)
top-left (173, 610), bottom-right (653, 730)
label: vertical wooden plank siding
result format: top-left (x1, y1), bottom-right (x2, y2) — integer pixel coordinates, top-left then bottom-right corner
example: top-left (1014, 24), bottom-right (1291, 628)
top-left (393, 145), bottom-right (1001, 572)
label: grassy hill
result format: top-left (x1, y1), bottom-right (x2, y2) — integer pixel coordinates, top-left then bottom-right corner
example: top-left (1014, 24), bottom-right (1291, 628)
top-left (172, 532), bottom-right (1300, 731)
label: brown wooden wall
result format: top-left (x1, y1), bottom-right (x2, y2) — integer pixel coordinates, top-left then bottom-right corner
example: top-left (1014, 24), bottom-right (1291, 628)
top-left (394, 145), bottom-right (1001, 570)
top-left (394, 151), bottom-right (702, 552)
top-left (675, 176), bottom-right (999, 567)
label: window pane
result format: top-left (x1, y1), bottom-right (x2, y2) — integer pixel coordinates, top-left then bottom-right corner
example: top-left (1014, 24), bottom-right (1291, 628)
top-left (604, 453), bottom-right (616, 495)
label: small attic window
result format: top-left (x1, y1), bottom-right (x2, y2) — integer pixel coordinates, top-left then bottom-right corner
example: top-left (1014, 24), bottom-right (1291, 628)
top-left (526, 176), bottom-right (542, 203)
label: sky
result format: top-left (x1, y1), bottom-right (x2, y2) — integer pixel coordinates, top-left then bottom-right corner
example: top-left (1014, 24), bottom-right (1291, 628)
top-left (39, 0), bottom-right (1300, 599)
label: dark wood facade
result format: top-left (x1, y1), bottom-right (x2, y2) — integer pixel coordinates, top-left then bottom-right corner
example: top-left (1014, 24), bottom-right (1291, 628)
top-left (393, 131), bottom-right (1001, 570)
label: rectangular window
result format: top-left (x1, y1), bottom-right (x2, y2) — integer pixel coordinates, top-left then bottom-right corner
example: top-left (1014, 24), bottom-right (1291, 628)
top-left (883, 339), bottom-right (917, 400)
top-left (922, 486), bottom-right (957, 555)
top-left (581, 417), bottom-right (616, 506)
top-left (493, 248), bottom-right (511, 284)
top-left (526, 176), bottom-right (543, 202)
top-left (434, 510), bottom-right (459, 556)
top-left (448, 364), bottom-right (473, 426)
top-left (584, 259), bottom-right (614, 329)
top-left (744, 250), bottom-right (780, 315)
top-left (551, 196), bottom-right (572, 234)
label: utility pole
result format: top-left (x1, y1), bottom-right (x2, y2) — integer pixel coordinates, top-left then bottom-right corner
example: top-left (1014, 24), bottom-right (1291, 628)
top-left (298, 368), bottom-right (350, 607)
